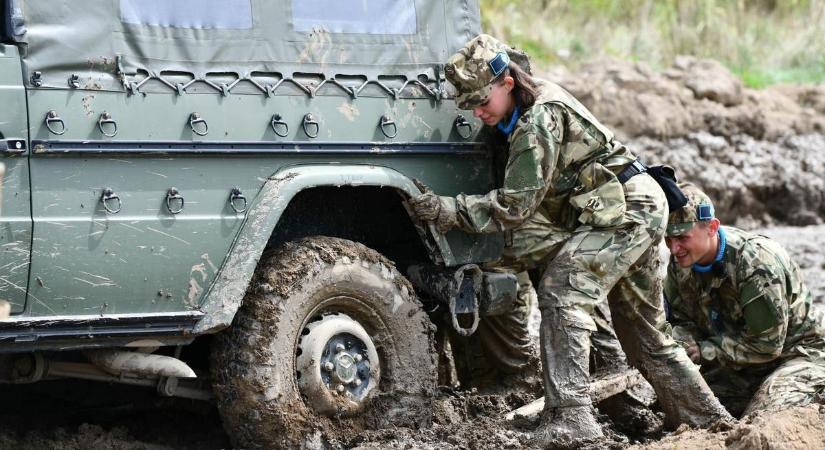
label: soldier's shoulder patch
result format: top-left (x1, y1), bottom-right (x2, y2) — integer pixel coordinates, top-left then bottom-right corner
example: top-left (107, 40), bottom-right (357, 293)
top-left (743, 295), bottom-right (780, 334)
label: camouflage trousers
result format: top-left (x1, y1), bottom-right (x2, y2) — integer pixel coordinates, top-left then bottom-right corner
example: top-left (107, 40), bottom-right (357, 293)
top-left (536, 173), bottom-right (730, 428)
top-left (702, 354), bottom-right (825, 417)
top-left (444, 195), bottom-right (627, 388)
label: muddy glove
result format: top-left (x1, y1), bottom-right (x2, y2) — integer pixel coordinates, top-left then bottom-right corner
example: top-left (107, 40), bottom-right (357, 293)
top-left (409, 180), bottom-right (458, 234)
top-left (409, 192), bottom-right (441, 221)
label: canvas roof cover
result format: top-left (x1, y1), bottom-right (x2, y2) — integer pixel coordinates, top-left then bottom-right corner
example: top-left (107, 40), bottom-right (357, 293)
top-left (8, 0), bottom-right (480, 93)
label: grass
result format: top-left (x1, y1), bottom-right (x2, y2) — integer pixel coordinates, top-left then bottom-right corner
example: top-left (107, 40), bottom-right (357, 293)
top-left (480, 0), bottom-right (825, 87)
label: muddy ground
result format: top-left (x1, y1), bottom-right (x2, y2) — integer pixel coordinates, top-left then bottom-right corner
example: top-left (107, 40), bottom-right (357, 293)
top-left (2, 59), bottom-right (824, 449)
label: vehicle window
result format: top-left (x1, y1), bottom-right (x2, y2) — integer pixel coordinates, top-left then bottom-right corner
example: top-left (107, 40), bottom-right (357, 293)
top-left (120, 0), bottom-right (253, 29)
top-left (292, 0), bottom-right (417, 35)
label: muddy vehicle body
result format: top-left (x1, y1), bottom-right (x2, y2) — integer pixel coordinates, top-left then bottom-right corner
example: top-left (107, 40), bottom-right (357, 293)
top-left (0, 0), bottom-right (526, 447)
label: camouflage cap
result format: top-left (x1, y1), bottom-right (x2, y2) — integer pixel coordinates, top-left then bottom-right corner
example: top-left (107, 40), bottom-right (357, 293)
top-left (666, 183), bottom-right (715, 237)
top-left (445, 34), bottom-right (511, 110)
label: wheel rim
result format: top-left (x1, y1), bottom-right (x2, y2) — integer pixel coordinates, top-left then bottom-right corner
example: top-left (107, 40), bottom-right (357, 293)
top-left (295, 313), bottom-right (380, 415)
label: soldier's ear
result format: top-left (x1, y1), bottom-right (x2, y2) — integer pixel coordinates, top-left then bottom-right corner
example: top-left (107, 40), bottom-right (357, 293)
top-left (707, 218), bottom-right (721, 234)
top-left (501, 76), bottom-right (515, 92)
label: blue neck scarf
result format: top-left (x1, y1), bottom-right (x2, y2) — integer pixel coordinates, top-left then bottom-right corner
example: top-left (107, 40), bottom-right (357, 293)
top-left (496, 105), bottom-right (521, 135)
top-left (693, 227), bottom-right (726, 273)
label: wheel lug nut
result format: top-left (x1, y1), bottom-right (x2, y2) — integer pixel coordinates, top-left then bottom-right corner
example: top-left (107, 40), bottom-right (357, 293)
top-left (323, 362), bottom-right (334, 371)
top-left (352, 379), bottom-right (362, 387)
top-left (335, 343), bottom-right (345, 353)
top-left (354, 354), bottom-right (363, 362)
top-left (336, 384), bottom-right (345, 393)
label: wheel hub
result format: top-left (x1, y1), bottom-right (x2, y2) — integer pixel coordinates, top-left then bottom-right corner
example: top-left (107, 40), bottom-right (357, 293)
top-left (333, 352), bottom-right (356, 384)
top-left (295, 313), bottom-right (380, 415)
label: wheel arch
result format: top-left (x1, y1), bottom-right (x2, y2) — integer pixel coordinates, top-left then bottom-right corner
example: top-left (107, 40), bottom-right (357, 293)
top-left (193, 164), bottom-right (455, 334)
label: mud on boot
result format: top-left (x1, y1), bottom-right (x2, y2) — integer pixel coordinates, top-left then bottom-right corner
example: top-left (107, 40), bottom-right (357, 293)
top-left (532, 405), bottom-right (604, 449)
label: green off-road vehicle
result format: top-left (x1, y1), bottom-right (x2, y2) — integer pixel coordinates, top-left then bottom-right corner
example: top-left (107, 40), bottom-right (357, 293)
top-left (0, 0), bottom-right (531, 447)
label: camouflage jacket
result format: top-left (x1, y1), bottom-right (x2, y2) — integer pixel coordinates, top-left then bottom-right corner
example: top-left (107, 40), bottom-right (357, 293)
top-left (665, 226), bottom-right (825, 370)
top-left (443, 79), bottom-right (636, 234)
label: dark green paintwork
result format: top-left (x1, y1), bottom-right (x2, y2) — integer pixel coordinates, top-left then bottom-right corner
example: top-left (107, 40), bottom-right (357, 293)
top-left (0, 1), bottom-right (503, 345)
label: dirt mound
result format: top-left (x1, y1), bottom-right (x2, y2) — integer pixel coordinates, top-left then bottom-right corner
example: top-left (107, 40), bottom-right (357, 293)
top-left (546, 58), bottom-right (825, 227)
top-left (630, 404), bottom-right (825, 450)
top-left (552, 57), bottom-right (825, 141)
top-left (632, 133), bottom-right (825, 226)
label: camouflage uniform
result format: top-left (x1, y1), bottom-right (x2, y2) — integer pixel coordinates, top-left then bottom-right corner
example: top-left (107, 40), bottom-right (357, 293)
top-left (411, 34), bottom-right (731, 435)
top-left (665, 185), bottom-right (825, 417)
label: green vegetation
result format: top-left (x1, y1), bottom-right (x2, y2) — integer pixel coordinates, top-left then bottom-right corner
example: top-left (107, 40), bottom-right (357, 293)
top-left (481, 0), bottom-right (825, 87)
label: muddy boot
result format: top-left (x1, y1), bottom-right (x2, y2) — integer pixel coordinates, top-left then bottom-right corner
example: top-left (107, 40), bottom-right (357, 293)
top-left (532, 405), bottom-right (603, 448)
top-left (536, 308), bottom-right (602, 446)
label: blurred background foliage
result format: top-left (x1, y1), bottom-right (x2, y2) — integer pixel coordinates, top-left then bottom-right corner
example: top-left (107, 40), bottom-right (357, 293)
top-left (480, 0), bottom-right (825, 87)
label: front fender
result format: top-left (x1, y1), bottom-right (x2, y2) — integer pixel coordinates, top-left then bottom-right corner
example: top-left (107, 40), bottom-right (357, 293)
top-left (194, 164), bottom-right (499, 334)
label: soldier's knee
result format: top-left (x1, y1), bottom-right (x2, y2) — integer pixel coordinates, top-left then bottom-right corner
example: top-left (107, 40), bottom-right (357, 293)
top-left (540, 305), bottom-right (597, 332)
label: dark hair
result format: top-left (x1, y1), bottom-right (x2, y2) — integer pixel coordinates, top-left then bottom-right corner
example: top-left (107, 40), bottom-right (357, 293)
top-left (494, 62), bottom-right (539, 109)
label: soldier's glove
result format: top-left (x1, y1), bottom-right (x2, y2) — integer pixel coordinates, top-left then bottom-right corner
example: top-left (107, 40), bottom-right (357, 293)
top-left (409, 192), bottom-right (441, 221)
top-left (409, 180), bottom-right (458, 234)
top-left (434, 198), bottom-right (458, 234)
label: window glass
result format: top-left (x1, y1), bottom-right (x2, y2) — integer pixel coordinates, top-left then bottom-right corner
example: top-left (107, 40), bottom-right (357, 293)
top-left (120, 0), bottom-right (253, 29)
top-left (292, 0), bottom-right (416, 35)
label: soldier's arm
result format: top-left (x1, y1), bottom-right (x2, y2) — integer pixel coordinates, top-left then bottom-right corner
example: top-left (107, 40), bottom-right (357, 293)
top-left (447, 104), bottom-right (562, 234)
top-left (663, 265), bottom-right (703, 343)
top-left (699, 265), bottom-right (788, 366)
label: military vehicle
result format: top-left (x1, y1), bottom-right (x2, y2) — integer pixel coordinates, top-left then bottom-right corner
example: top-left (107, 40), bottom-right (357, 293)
top-left (0, 0), bottom-right (534, 447)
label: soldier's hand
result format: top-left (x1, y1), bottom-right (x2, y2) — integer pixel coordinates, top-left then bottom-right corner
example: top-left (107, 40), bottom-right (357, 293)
top-left (685, 342), bottom-right (701, 363)
top-left (435, 200), bottom-right (457, 234)
top-left (409, 193), bottom-right (441, 221)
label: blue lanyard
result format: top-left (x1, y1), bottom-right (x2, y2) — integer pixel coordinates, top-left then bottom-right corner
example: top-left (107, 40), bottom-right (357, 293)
top-left (693, 227), bottom-right (726, 273)
top-left (496, 105), bottom-right (520, 135)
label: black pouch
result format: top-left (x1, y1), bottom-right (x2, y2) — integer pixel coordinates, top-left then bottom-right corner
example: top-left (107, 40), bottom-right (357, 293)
top-left (646, 165), bottom-right (688, 211)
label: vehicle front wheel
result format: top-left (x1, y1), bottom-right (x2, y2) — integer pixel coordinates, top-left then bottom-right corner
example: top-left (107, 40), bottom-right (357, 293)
top-left (211, 236), bottom-right (436, 449)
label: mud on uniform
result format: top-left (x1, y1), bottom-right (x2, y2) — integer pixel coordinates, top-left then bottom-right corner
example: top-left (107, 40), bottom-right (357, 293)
top-left (666, 226), bottom-right (825, 416)
top-left (445, 138), bottom-right (628, 387)
top-left (430, 74), bottom-right (729, 425)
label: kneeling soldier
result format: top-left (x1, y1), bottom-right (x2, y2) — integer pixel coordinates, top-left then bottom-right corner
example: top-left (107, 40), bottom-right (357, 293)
top-left (664, 183), bottom-right (825, 416)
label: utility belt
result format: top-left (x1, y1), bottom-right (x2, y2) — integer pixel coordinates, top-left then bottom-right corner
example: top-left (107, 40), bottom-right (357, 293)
top-left (616, 159), bottom-right (688, 211)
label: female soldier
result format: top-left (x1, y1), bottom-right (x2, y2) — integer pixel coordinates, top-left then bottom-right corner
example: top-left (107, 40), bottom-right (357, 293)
top-left (409, 34), bottom-right (731, 445)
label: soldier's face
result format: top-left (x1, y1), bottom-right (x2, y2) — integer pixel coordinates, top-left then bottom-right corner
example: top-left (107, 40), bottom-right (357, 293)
top-left (472, 77), bottom-right (515, 126)
top-left (665, 221), bottom-right (719, 267)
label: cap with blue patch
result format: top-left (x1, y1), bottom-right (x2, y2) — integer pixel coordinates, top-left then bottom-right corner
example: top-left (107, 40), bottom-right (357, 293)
top-left (666, 183), bottom-right (715, 237)
top-left (445, 34), bottom-right (512, 110)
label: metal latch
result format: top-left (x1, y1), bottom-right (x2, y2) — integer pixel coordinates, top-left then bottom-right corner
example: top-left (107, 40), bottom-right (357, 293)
top-left (453, 115), bottom-right (473, 139)
top-left (98, 112), bottom-right (118, 137)
top-left (101, 188), bottom-right (122, 214)
top-left (45, 110), bottom-right (67, 135)
top-left (379, 115), bottom-right (397, 139)
top-left (270, 114), bottom-right (289, 137)
top-left (189, 112), bottom-right (209, 136)
top-left (302, 113), bottom-right (319, 138)
top-left (30, 71), bottom-right (42, 87)
top-left (166, 187), bottom-right (184, 214)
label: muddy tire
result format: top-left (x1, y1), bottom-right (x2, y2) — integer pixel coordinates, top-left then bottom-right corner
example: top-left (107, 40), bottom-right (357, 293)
top-left (210, 236), bottom-right (437, 449)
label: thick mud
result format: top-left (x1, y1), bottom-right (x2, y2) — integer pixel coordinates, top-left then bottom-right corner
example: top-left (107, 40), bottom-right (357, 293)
top-left (2, 59), bottom-right (824, 449)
